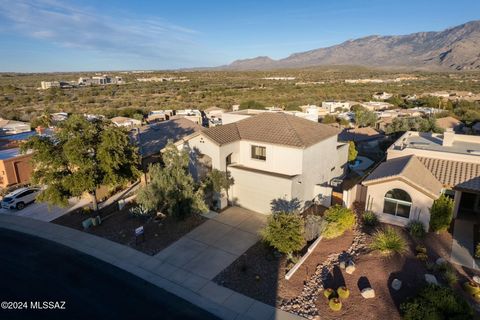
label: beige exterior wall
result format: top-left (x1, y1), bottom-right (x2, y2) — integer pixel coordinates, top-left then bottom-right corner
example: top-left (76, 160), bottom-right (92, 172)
top-left (365, 179), bottom-right (434, 228)
top-left (0, 154), bottom-right (33, 188)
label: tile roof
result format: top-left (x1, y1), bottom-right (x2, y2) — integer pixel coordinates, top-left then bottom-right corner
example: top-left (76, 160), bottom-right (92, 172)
top-left (435, 116), bottom-right (462, 130)
top-left (417, 157), bottom-right (480, 192)
top-left (202, 112), bottom-right (340, 148)
top-left (363, 155), bottom-right (443, 198)
top-left (338, 127), bottom-right (384, 142)
top-left (136, 118), bottom-right (203, 157)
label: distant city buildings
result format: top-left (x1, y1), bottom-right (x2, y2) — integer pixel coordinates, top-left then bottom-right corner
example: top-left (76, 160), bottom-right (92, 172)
top-left (40, 75), bottom-right (124, 89)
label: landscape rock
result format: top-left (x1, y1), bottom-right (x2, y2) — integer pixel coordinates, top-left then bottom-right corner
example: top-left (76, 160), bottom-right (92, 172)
top-left (435, 257), bottom-right (446, 265)
top-left (473, 275), bottom-right (480, 285)
top-left (339, 261), bottom-right (346, 269)
top-left (425, 274), bottom-right (439, 285)
top-left (345, 260), bottom-right (356, 274)
top-left (361, 288), bottom-right (375, 299)
top-left (391, 279), bottom-right (402, 291)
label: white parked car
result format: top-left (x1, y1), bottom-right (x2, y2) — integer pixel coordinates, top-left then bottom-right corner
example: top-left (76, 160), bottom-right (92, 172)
top-left (1, 187), bottom-right (41, 210)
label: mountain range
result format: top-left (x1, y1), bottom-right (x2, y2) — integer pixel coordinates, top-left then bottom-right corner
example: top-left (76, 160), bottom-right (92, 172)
top-left (221, 20), bottom-right (480, 71)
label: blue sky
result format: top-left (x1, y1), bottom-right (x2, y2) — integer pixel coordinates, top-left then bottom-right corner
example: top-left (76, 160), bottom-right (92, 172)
top-left (0, 0), bottom-right (479, 72)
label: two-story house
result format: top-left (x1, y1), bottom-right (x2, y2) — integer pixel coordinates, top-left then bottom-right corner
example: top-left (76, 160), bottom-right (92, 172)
top-left (179, 112), bottom-right (349, 213)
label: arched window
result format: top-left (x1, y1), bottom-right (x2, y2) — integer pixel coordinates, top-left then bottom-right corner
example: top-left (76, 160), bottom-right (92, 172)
top-left (383, 189), bottom-right (411, 218)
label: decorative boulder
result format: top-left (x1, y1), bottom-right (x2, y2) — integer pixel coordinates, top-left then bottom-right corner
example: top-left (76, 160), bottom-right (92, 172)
top-left (391, 279), bottom-right (402, 291)
top-left (361, 287), bottom-right (375, 299)
top-left (345, 260), bottom-right (356, 275)
top-left (435, 257), bottom-right (446, 265)
top-left (425, 274), bottom-right (439, 285)
top-left (473, 275), bottom-right (480, 285)
top-left (339, 261), bottom-right (346, 269)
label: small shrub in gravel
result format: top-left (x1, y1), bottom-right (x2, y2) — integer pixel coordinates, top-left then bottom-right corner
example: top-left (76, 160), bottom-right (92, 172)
top-left (415, 245), bottom-right (427, 254)
top-left (407, 220), bottom-right (426, 238)
top-left (362, 211), bottom-right (378, 227)
top-left (322, 205), bottom-right (356, 239)
top-left (323, 288), bottom-right (334, 299)
top-left (370, 227), bottom-right (407, 256)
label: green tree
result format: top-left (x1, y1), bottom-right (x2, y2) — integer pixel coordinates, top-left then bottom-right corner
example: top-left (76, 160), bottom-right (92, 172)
top-left (354, 107), bottom-right (377, 127)
top-left (261, 212), bottom-right (305, 260)
top-left (429, 194), bottom-right (454, 232)
top-left (348, 141), bottom-right (358, 162)
top-left (204, 169), bottom-right (234, 206)
top-left (322, 114), bottom-right (337, 124)
top-left (21, 114), bottom-right (140, 211)
top-left (322, 205), bottom-right (356, 239)
top-left (137, 142), bottom-right (207, 218)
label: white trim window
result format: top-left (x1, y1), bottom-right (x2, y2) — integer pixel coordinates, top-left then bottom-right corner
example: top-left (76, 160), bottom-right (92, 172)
top-left (383, 189), bottom-right (412, 218)
top-left (251, 145), bottom-right (266, 161)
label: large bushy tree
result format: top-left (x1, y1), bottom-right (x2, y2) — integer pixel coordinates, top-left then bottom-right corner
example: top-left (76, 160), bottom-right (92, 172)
top-left (429, 194), bottom-right (454, 232)
top-left (137, 142), bottom-right (207, 218)
top-left (261, 212), bottom-right (305, 259)
top-left (354, 107), bottom-right (378, 127)
top-left (21, 114), bottom-right (140, 210)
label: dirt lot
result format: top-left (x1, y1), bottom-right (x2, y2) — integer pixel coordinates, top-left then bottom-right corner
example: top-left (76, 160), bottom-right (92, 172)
top-left (214, 223), bottom-right (480, 319)
top-left (53, 202), bottom-right (206, 255)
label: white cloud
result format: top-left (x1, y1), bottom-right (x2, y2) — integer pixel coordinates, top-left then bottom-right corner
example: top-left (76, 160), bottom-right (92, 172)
top-left (0, 0), bottom-right (200, 61)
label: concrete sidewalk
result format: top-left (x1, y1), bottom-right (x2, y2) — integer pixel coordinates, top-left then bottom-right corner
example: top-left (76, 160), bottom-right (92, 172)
top-left (0, 214), bottom-right (302, 320)
top-left (451, 219), bottom-right (479, 270)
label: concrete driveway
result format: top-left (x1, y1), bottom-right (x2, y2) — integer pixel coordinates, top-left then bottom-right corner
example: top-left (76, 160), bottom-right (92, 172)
top-left (0, 197), bottom-right (89, 222)
top-left (154, 207), bottom-right (268, 280)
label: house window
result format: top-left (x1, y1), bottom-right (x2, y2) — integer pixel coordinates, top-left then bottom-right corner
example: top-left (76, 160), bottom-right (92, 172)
top-left (383, 189), bottom-right (411, 218)
top-left (251, 145), bottom-right (266, 160)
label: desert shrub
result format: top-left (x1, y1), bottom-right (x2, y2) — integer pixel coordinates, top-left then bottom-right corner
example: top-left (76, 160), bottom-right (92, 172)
top-left (328, 298), bottom-right (342, 311)
top-left (322, 205), bottom-right (356, 239)
top-left (407, 220), bottom-right (426, 238)
top-left (401, 284), bottom-right (473, 320)
top-left (441, 264), bottom-right (458, 287)
top-left (362, 211), bottom-right (378, 227)
top-left (415, 245), bottom-right (427, 254)
top-left (261, 212), bottom-right (305, 260)
top-left (129, 204), bottom-right (151, 217)
top-left (370, 227), bottom-right (407, 255)
top-left (429, 195), bottom-right (454, 232)
top-left (337, 286), bottom-right (350, 299)
top-left (416, 252), bottom-right (428, 261)
top-left (475, 242), bottom-right (480, 259)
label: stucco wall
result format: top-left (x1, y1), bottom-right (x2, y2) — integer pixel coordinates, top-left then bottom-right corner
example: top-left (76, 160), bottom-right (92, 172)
top-left (238, 140), bottom-right (303, 175)
top-left (221, 113), bottom-right (250, 125)
top-left (365, 179), bottom-right (434, 228)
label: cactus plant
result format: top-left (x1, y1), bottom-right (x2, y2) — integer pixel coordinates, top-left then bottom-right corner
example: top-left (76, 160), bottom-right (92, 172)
top-left (329, 298), bottom-right (342, 311)
top-left (463, 281), bottom-right (480, 295)
top-left (323, 288), bottom-right (334, 299)
top-left (337, 286), bottom-right (350, 299)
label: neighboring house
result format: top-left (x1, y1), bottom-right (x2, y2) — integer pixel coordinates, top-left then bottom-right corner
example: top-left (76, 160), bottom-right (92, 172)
top-left (174, 109), bottom-right (203, 125)
top-left (338, 127), bottom-right (385, 145)
top-left (0, 119), bottom-right (31, 136)
top-left (372, 92), bottom-right (393, 100)
top-left (222, 108), bottom-right (319, 125)
top-left (204, 107), bottom-right (225, 127)
top-left (436, 116), bottom-right (463, 132)
top-left (110, 116), bottom-right (142, 128)
top-left (361, 101), bottom-right (393, 111)
top-left (40, 81), bottom-right (60, 90)
top-left (134, 118), bottom-right (203, 170)
top-left (180, 112), bottom-right (349, 213)
top-left (146, 110), bottom-right (174, 123)
top-left (0, 148), bottom-right (33, 188)
top-left (362, 129), bottom-right (480, 227)
top-left (321, 101), bottom-right (351, 113)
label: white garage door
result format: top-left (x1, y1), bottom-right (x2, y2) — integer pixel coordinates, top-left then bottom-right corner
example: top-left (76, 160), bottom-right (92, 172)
top-left (229, 167), bottom-right (293, 214)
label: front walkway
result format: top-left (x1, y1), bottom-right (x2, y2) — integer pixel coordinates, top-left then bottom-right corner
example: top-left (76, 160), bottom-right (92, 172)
top-left (451, 219), bottom-right (480, 270)
top-left (155, 207), bottom-right (267, 279)
top-left (0, 209), bottom-right (301, 320)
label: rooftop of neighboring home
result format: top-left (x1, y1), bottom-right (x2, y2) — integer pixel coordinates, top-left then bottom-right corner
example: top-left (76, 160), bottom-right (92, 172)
top-left (110, 116), bottom-right (142, 126)
top-left (0, 119), bottom-right (31, 135)
top-left (435, 116), bottom-right (463, 131)
top-left (363, 155), bottom-right (443, 198)
top-left (135, 118), bottom-right (203, 157)
top-left (202, 112), bottom-right (340, 148)
top-left (389, 130), bottom-right (480, 159)
top-left (339, 127), bottom-right (384, 142)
